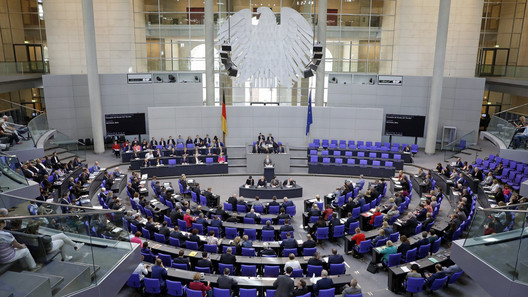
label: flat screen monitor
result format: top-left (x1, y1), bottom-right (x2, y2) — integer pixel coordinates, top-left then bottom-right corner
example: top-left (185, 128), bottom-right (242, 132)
top-left (384, 114), bottom-right (426, 137)
top-left (105, 113), bottom-right (146, 136)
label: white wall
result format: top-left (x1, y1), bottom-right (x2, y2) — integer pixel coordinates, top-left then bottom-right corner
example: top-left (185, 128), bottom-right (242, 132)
top-left (43, 0), bottom-right (137, 74)
top-left (147, 106), bottom-right (384, 147)
top-left (43, 74), bottom-right (203, 140)
top-left (327, 76), bottom-right (485, 146)
top-left (391, 0), bottom-right (483, 77)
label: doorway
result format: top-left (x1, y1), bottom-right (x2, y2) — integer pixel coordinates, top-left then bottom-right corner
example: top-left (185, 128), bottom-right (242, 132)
top-left (13, 44), bottom-right (45, 73)
top-left (478, 48), bottom-right (509, 76)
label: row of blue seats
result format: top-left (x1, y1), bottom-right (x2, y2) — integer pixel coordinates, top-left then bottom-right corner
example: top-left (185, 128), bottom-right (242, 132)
top-left (310, 157), bottom-right (396, 167)
top-left (310, 139), bottom-right (418, 152)
top-left (124, 142), bottom-right (225, 152)
top-left (309, 149), bottom-right (404, 159)
top-left (474, 155), bottom-right (528, 191)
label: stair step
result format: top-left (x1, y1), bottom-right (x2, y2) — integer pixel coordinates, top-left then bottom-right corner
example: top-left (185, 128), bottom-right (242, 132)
top-left (19, 271), bottom-right (64, 291)
top-left (467, 146), bottom-right (482, 151)
top-left (0, 271), bottom-right (52, 297)
top-left (228, 164), bottom-right (246, 168)
top-left (36, 261), bottom-right (92, 297)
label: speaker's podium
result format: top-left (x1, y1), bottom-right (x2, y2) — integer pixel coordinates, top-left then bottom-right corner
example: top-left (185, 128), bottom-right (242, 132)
top-left (264, 166), bottom-right (274, 182)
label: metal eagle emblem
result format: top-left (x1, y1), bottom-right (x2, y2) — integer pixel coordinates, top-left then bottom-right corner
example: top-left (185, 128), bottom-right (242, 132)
top-left (218, 7), bottom-right (313, 87)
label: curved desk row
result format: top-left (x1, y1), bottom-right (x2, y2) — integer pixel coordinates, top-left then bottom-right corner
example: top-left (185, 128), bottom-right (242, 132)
top-left (140, 163), bottom-right (228, 177)
top-left (308, 163), bottom-right (395, 178)
top-left (239, 186), bottom-right (303, 199)
top-left (151, 266), bottom-right (353, 295)
top-left (122, 147), bottom-right (227, 163)
top-left (130, 155), bottom-right (227, 170)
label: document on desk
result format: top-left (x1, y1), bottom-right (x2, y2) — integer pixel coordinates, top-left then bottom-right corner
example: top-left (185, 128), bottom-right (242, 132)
top-left (153, 244), bottom-right (161, 249)
top-left (401, 266), bottom-right (410, 272)
top-left (428, 257), bottom-right (439, 263)
top-left (189, 251), bottom-right (198, 257)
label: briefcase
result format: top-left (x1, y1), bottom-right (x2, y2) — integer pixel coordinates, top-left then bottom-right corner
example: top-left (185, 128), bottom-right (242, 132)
top-left (367, 262), bottom-right (379, 274)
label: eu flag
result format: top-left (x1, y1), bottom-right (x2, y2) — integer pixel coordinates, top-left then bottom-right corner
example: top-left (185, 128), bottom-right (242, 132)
top-left (306, 90), bottom-right (313, 136)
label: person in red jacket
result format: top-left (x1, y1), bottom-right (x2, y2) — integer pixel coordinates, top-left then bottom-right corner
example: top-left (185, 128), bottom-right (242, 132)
top-left (369, 207), bottom-right (382, 225)
top-left (322, 204), bottom-right (333, 220)
top-left (183, 209), bottom-right (195, 228)
top-left (189, 272), bottom-right (212, 297)
top-left (350, 227), bottom-right (366, 246)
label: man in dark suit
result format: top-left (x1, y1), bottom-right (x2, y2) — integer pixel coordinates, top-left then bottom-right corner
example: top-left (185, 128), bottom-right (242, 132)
top-left (415, 205), bottom-right (427, 222)
top-left (281, 197), bottom-right (294, 208)
top-left (227, 194), bottom-right (238, 210)
top-left (313, 270), bottom-right (334, 295)
top-left (210, 215), bottom-right (223, 230)
top-left (307, 252), bottom-right (324, 267)
top-left (214, 206), bottom-right (228, 221)
top-left (302, 234), bottom-right (317, 249)
top-left (280, 232), bottom-right (297, 249)
top-left (262, 220), bottom-right (274, 230)
top-left (169, 226), bottom-right (188, 244)
top-left (269, 196), bottom-right (280, 207)
top-left (159, 221), bottom-right (170, 238)
top-left (283, 178), bottom-right (296, 187)
top-left (280, 220), bottom-right (294, 233)
top-left (172, 250), bottom-right (190, 267)
top-left (149, 137), bottom-right (158, 149)
top-left (196, 252), bottom-right (214, 271)
top-left (245, 209), bottom-right (258, 220)
top-left (203, 187), bottom-right (218, 207)
top-left (327, 248), bottom-right (344, 264)
top-left (412, 231), bottom-right (430, 249)
top-left (217, 268), bottom-right (238, 292)
top-left (425, 264), bottom-right (447, 288)
top-left (401, 213), bottom-right (419, 237)
top-left (219, 247), bottom-right (237, 265)
top-left (260, 242), bottom-right (277, 256)
top-left (272, 266), bottom-right (294, 297)
top-left (270, 176), bottom-right (281, 187)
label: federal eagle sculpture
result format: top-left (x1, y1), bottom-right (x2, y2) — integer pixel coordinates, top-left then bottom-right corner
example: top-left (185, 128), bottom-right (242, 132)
top-left (218, 7), bottom-right (313, 87)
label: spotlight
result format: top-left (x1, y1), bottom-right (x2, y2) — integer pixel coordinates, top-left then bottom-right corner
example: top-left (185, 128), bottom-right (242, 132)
top-left (303, 69), bottom-right (314, 78)
top-left (309, 63), bottom-right (317, 71)
top-left (220, 51), bottom-right (229, 59)
top-left (313, 43), bottom-right (323, 53)
top-left (314, 59), bottom-right (321, 66)
top-left (168, 75), bottom-right (176, 83)
top-left (228, 65), bottom-right (238, 77)
top-left (156, 76), bottom-right (163, 82)
top-left (221, 43), bottom-right (232, 52)
top-left (313, 53), bottom-right (323, 60)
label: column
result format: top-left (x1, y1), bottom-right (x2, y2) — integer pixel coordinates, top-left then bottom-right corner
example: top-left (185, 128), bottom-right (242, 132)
top-left (81, 0), bottom-right (104, 154)
top-left (205, 0), bottom-right (215, 106)
top-left (425, 0), bottom-right (451, 155)
top-left (314, 0), bottom-right (327, 107)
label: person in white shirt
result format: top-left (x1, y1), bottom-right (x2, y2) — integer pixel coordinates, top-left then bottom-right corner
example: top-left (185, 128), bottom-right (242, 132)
top-left (134, 256), bottom-right (149, 280)
top-left (284, 253), bottom-right (301, 271)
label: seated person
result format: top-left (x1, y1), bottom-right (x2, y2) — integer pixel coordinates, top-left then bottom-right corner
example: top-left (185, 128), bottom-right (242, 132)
top-left (283, 178), bottom-right (296, 188)
top-left (425, 264), bottom-right (447, 288)
top-left (313, 270), bottom-right (334, 294)
top-left (245, 176), bottom-right (255, 187)
top-left (284, 253), bottom-right (301, 271)
top-left (0, 219), bottom-right (41, 271)
top-left (341, 279), bottom-right (362, 297)
top-left (371, 229), bottom-right (387, 246)
top-left (260, 242), bottom-right (277, 256)
top-left (189, 272), bottom-right (212, 296)
top-left (379, 240), bottom-right (397, 265)
top-left (257, 176), bottom-right (267, 188)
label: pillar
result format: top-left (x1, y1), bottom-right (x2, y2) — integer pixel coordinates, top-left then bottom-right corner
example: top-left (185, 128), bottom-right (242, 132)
top-left (314, 0), bottom-right (327, 107)
top-left (425, 0), bottom-right (451, 155)
top-left (205, 0), bottom-right (215, 106)
top-left (81, 0), bottom-right (104, 154)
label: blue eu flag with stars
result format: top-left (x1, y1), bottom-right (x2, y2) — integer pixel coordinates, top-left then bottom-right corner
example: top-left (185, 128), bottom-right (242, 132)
top-left (306, 90), bottom-right (313, 136)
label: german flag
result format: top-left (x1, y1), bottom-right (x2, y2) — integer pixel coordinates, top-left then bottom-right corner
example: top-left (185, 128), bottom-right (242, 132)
top-left (221, 91), bottom-right (227, 136)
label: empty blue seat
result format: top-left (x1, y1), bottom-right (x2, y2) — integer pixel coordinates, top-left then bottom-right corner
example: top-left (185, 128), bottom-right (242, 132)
top-left (359, 159), bottom-right (368, 166)
top-left (244, 229), bottom-right (257, 240)
top-left (290, 269), bottom-right (303, 277)
top-left (185, 241), bottom-right (199, 250)
top-left (283, 248), bottom-right (298, 257)
top-left (319, 288), bottom-right (335, 297)
top-left (242, 247), bottom-right (256, 257)
top-left (316, 227), bottom-right (329, 241)
top-left (386, 253), bottom-right (402, 267)
top-left (154, 233), bottom-right (166, 243)
top-left (126, 273), bottom-right (141, 289)
top-left (213, 288), bottom-right (230, 297)
top-left (261, 230), bottom-right (275, 241)
top-left (322, 157), bottom-right (331, 164)
top-left (307, 265), bottom-right (323, 277)
top-left (144, 278), bottom-right (161, 295)
top-left (225, 227), bottom-right (237, 239)
top-left (385, 161), bottom-right (393, 167)
top-left (269, 206), bottom-right (280, 214)
top-left (171, 262), bottom-right (188, 270)
top-left (369, 152), bottom-right (377, 158)
top-left (303, 247), bottom-right (317, 256)
top-left (168, 159), bottom-right (176, 165)
top-left (310, 156), bottom-right (318, 163)
top-left (329, 263), bottom-right (345, 275)
top-left (335, 158), bottom-right (343, 165)
top-left (347, 159), bottom-right (355, 165)
top-left (240, 288), bottom-right (257, 297)
top-left (195, 266), bottom-right (211, 273)
top-left (264, 265), bottom-right (280, 277)
top-left (169, 237), bottom-right (180, 247)
top-left (241, 265), bottom-right (257, 276)
top-left (372, 160), bottom-right (381, 166)
top-left (405, 277), bottom-right (425, 295)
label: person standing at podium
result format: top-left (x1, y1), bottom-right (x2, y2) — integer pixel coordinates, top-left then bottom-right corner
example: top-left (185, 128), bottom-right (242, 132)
top-left (264, 154), bottom-right (273, 167)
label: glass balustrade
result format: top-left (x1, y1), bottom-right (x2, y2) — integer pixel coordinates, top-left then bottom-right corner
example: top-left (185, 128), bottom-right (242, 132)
top-left (486, 116), bottom-right (518, 149)
top-left (463, 204), bottom-right (528, 283)
top-left (27, 114), bottom-right (49, 146)
top-left (0, 197), bottom-right (133, 293)
top-left (0, 154), bottom-right (28, 193)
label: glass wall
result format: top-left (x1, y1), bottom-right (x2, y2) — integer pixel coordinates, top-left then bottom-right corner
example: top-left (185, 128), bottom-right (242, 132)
top-left (133, 0), bottom-right (396, 105)
top-left (477, 0), bottom-right (527, 76)
top-left (0, 0), bottom-right (48, 73)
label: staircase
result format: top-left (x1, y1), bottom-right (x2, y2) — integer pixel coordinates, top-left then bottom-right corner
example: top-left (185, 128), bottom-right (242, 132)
top-left (289, 146), bottom-right (308, 174)
top-left (0, 260), bottom-right (97, 297)
top-left (226, 145), bottom-right (310, 175)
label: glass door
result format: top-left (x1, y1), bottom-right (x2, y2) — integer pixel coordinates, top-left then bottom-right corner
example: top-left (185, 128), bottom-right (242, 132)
top-left (13, 44), bottom-right (45, 73)
top-left (478, 48), bottom-right (509, 76)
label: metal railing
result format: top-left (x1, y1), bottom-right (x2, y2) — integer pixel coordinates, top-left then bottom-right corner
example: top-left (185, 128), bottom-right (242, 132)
top-left (463, 203), bottom-right (528, 283)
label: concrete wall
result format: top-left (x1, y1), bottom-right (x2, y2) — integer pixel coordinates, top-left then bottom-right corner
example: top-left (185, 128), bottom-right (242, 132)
top-left (42, 74), bottom-right (203, 140)
top-left (42, 0), bottom-right (137, 74)
top-left (147, 106), bottom-right (384, 147)
top-left (327, 76), bottom-right (486, 147)
top-left (391, 0), bottom-right (483, 77)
